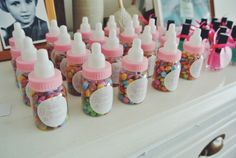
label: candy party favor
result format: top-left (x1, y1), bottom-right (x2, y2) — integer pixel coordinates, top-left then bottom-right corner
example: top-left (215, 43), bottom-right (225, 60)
top-left (66, 33), bottom-right (90, 96)
top-left (140, 25), bottom-right (156, 77)
top-left (102, 29), bottom-right (123, 86)
top-left (104, 15), bottom-right (120, 36)
top-left (78, 17), bottom-right (92, 45)
top-left (45, 20), bottom-right (60, 59)
top-left (16, 37), bottom-right (37, 106)
top-left (119, 39), bottom-right (148, 105)
top-left (51, 25), bottom-right (71, 79)
top-left (120, 20), bottom-right (138, 56)
top-left (28, 49), bottom-right (68, 130)
top-left (81, 43), bottom-right (113, 117)
top-left (152, 28), bottom-right (181, 92)
top-left (180, 28), bottom-right (204, 80)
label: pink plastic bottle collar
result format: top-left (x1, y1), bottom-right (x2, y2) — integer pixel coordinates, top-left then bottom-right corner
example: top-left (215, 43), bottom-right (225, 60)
top-left (120, 33), bottom-right (138, 43)
top-left (46, 33), bottom-right (58, 43)
top-left (183, 43), bottom-right (203, 55)
top-left (16, 57), bottom-right (35, 72)
top-left (82, 62), bottom-right (112, 81)
top-left (102, 45), bottom-right (124, 58)
top-left (121, 56), bottom-right (148, 72)
top-left (141, 42), bottom-right (156, 52)
top-left (157, 48), bottom-right (182, 63)
top-left (67, 50), bottom-right (90, 65)
top-left (54, 41), bottom-right (72, 52)
top-left (28, 69), bottom-right (63, 92)
top-left (10, 48), bottom-right (21, 60)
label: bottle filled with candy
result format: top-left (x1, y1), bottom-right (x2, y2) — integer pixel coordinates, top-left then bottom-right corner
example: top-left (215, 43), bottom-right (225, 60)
top-left (102, 29), bottom-right (123, 87)
top-left (27, 49), bottom-right (68, 130)
top-left (119, 39), bottom-right (148, 105)
top-left (66, 33), bottom-right (90, 96)
top-left (81, 43), bottom-right (113, 117)
top-left (16, 37), bottom-right (37, 106)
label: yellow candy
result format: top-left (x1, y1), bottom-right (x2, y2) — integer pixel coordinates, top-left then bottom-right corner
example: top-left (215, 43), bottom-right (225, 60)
top-left (128, 79), bottom-right (133, 84)
top-left (120, 73), bottom-right (127, 80)
top-left (85, 90), bottom-right (91, 97)
top-left (97, 84), bottom-right (104, 89)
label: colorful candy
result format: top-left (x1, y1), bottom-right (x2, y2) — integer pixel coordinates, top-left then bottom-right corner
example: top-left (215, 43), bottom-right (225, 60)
top-left (28, 85), bottom-right (68, 130)
top-left (66, 65), bottom-right (82, 96)
top-left (17, 72), bottom-right (31, 106)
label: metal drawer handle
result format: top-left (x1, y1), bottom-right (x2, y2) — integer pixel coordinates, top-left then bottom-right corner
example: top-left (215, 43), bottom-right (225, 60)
top-left (199, 134), bottom-right (225, 157)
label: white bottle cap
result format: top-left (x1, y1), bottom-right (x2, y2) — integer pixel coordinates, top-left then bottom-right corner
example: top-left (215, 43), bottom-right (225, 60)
top-left (21, 37), bottom-right (37, 61)
top-left (166, 23), bottom-right (176, 39)
top-left (189, 28), bottom-right (202, 47)
top-left (163, 32), bottom-right (178, 54)
top-left (34, 49), bottom-right (55, 79)
top-left (12, 22), bottom-right (21, 38)
top-left (49, 19), bottom-right (60, 35)
top-left (127, 38), bottom-right (143, 62)
top-left (80, 17), bottom-right (91, 33)
top-left (140, 25), bottom-right (152, 44)
top-left (107, 15), bottom-right (117, 30)
top-left (58, 25), bottom-right (71, 45)
top-left (104, 29), bottom-right (119, 49)
top-left (72, 32), bottom-right (86, 55)
top-left (87, 43), bottom-right (106, 69)
top-left (149, 18), bottom-right (157, 33)
top-left (133, 14), bottom-right (140, 27)
top-left (124, 20), bottom-right (135, 36)
top-left (92, 23), bottom-right (105, 41)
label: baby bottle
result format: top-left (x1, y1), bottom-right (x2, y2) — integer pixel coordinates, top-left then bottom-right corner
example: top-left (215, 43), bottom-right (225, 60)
top-left (51, 25), bottom-right (72, 79)
top-left (120, 20), bottom-right (138, 56)
top-left (81, 43), bottom-right (113, 117)
top-left (180, 28), bottom-right (204, 80)
top-left (27, 49), bottom-right (68, 130)
top-left (119, 38), bottom-right (148, 105)
top-left (88, 23), bottom-right (107, 48)
top-left (149, 18), bottom-right (159, 41)
top-left (78, 17), bottom-right (92, 45)
top-left (160, 23), bottom-right (177, 47)
top-left (45, 20), bottom-right (60, 59)
top-left (66, 33), bottom-right (90, 96)
top-left (152, 30), bottom-right (181, 92)
top-left (16, 37), bottom-right (37, 106)
top-left (133, 14), bottom-right (142, 34)
top-left (104, 15), bottom-right (120, 36)
top-left (102, 29), bottom-right (124, 86)
top-left (140, 25), bottom-right (156, 77)
top-left (10, 24), bottom-right (25, 87)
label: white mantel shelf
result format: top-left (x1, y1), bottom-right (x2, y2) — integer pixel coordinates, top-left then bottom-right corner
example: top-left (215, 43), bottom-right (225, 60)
top-left (1, 61), bottom-right (236, 158)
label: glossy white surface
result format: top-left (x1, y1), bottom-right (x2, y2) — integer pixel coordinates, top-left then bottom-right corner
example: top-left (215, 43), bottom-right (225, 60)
top-left (0, 61), bottom-right (236, 158)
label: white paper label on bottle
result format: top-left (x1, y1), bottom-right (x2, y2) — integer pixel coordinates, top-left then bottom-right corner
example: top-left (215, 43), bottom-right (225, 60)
top-left (190, 57), bottom-right (204, 78)
top-left (127, 78), bottom-right (148, 104)
top-left (220, 47), bottom-right (232, 68)
top-left (112, 62), bottom-right (121, 84)
top-left (37, 96), bottom-right (67, 127)
top-left (90, 86), bottom-right (113, 114)
top-left (148, 55), bottom-right (156, 77)
top-left (72, 71), bottom-right (82, 92)
top-left (60, 58), bottom-right (67, 77)
top-left (180, 0), bottom-right (194, 18)
top-left (164, 68), bottom-right (180, 91)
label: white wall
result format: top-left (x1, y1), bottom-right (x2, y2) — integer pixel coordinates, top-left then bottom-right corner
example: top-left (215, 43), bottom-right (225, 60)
top-left (214, 0), bottom-right (236, 21)
top-left (64, 0), bottom-right (132, 31)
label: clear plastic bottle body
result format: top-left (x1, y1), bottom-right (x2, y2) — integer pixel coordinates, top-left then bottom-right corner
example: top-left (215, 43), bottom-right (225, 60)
top-left (105, 56), bottom-right (122, 87)
top-left (180, 51), bottom-right (203, 80)
top-left (45, 42), bottom-right (54, 59)
top-left (152, 59), bottom-right (181, 92)
top-left (81, 76), bottom-right (113, 117)
top-left (118, 68), bottom-right (148, 105)
top-left (11, 57), bottom-right (19, 87)
top-left (143, 50), bottom-right (156, 78)
top-left (65, 63), bottom-right (83, 96)
top-left (121, 41), bottom-right (133, 56)
top-left (27, 84), bottom-right (68, 130)
top-left (16, 71), bottom-right (31, 106)
top-left (51, 50), bottom-right (66, 70)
